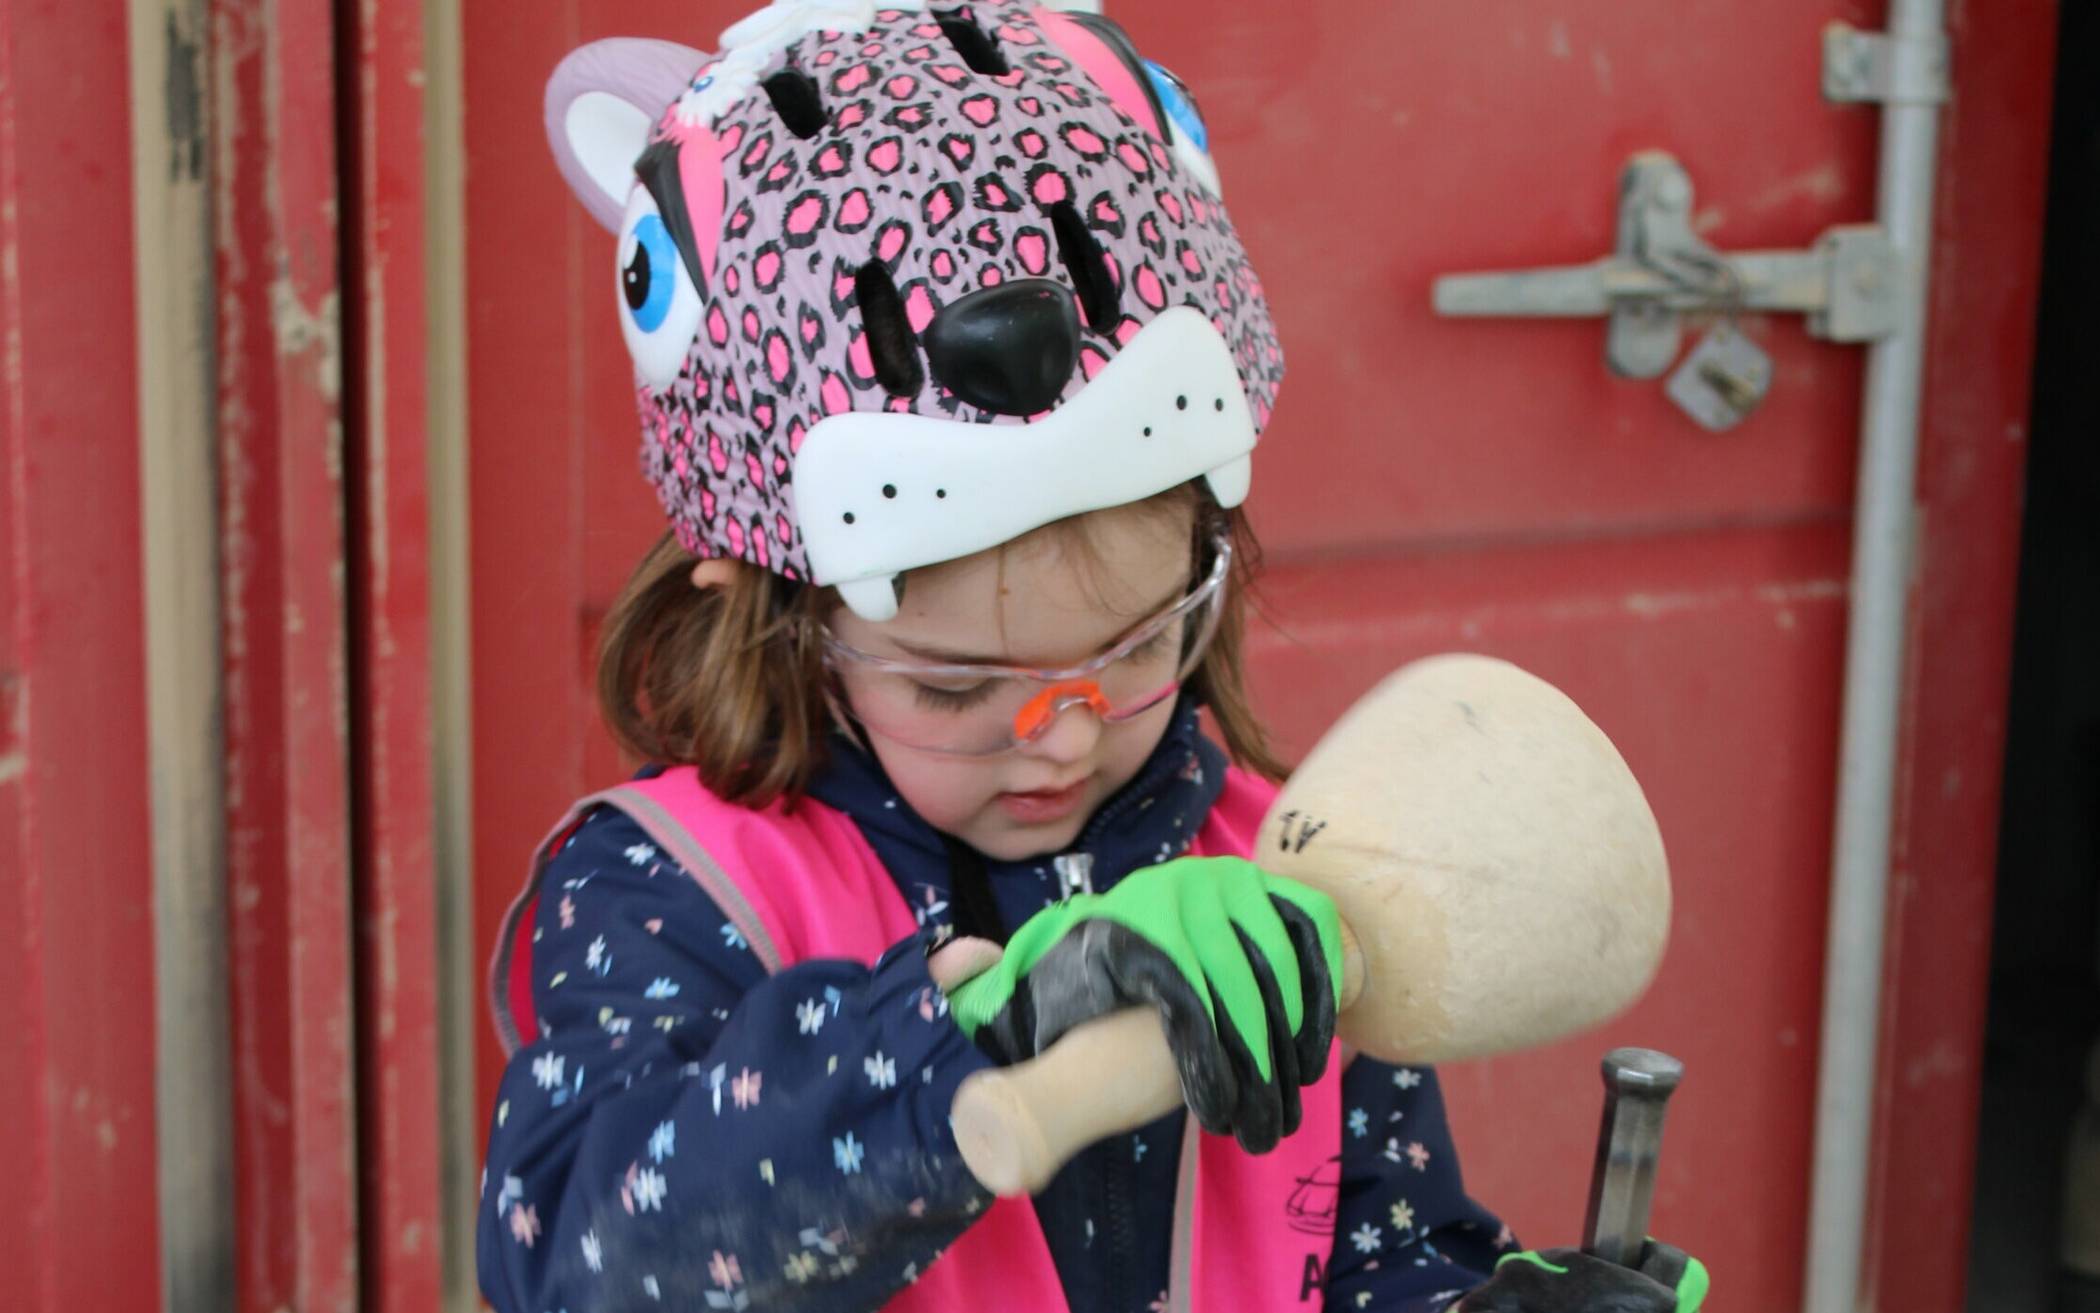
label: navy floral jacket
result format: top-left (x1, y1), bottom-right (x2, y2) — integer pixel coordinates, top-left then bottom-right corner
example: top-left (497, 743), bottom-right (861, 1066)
top-left (477, 704), bottom-right (1514, 1311)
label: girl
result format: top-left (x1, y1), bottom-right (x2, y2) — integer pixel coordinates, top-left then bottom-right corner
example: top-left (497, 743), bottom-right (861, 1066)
top-left (479, 4), bottom-right (1703, 1310)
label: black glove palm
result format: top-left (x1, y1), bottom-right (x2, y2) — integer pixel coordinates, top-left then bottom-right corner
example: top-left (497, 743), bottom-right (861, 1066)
top-left (1460, 1241), bottom-right (1707, 1313)
top-left (949, 857), bottom-right (1342, 1154)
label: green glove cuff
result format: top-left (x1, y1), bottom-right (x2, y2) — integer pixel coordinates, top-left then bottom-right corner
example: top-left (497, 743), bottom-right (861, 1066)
top-left (1675, 1256), bottom-right (1709, 1313)
top-left (948, 899), bottom-right (1088, 1034)
top-left (1495, 1251), bottom-right (1572, 1277)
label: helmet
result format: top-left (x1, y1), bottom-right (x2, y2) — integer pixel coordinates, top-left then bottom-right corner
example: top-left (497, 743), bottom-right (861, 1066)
top-left (546, 0), bottom-right (1283, 620)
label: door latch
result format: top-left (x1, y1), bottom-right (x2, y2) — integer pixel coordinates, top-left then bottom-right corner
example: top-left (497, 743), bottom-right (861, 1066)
top-left (1432, 151), bottom-right (1901, 423)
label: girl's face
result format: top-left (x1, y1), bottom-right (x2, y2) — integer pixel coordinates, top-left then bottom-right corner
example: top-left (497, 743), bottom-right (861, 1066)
top-left (826, 503), bottom-right (1198, 861)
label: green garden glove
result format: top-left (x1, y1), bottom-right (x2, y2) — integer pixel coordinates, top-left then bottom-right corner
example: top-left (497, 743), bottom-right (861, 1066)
top-left (1460, 1241), bottom-right (1709, 1313)
top-left (948, 855), bottom-right (1343, 1153)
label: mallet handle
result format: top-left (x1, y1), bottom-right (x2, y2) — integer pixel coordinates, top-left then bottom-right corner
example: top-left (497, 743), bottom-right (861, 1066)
top-left (951, 921), bottom-right (1364, 1197)
top-left (1581, 1046), bottom-right (1684, 1266)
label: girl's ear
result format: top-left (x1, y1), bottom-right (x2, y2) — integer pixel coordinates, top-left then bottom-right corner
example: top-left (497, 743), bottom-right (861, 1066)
top-left (545, 38), bottom-right (709, 233)
top-left (689, 556), bottom-right (742, 591)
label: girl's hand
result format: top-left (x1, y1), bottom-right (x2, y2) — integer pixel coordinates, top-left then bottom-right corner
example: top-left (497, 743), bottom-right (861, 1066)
top-left (945, 856), bottom-right (1342, 1153)
top-left (927, 935), bottom-right (1004, 991)
top-left (1457, 1242), bottom-right (1709, 1313)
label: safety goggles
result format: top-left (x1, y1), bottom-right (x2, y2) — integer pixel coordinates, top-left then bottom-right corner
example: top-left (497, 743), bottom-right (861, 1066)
top-left (821, 534), bottom-right (1232, 757)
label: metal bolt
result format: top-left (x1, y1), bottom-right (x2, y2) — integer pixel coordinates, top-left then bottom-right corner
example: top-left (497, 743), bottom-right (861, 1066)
top-left (1851, 261), bottom-right (1882, 296)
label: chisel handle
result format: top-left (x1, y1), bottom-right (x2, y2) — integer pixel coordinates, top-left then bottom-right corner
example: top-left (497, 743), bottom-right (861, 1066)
top-left (1582, 1047), bottom-right (1684, 1266)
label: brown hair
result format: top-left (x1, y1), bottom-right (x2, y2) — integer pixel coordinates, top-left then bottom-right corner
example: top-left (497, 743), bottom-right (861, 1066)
top-left (596, 483), bottom-right (1287, 807)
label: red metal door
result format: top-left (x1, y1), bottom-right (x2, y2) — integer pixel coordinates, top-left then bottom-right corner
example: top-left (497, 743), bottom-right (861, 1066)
top-left (0, 3), bottom-right (164, 1306)
top-left (461, 4), bottom-right (2051, 1309)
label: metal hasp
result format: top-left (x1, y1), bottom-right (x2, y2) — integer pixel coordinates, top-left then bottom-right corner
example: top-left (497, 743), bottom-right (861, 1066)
top-left (1432, 151), bottom-right (1899, 380)
top-left (1582, 1047), bottom-right (1685, 1267)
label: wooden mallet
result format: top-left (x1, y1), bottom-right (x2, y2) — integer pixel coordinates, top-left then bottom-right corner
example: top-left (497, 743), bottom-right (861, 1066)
top-left (949, 654), bottom-right (1672, 1196)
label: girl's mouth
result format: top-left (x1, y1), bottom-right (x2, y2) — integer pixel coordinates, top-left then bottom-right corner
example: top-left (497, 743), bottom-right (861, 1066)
top-left (997, 778), bottom-right (1089, 825)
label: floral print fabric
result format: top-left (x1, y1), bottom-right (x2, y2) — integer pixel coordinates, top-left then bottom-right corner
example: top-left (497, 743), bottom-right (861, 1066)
top-left (478, 711), bottom-right (1513, 1310)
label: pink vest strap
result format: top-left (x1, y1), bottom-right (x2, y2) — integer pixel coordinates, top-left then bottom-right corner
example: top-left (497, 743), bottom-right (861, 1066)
top-left (488, 766), bottom-right (1342, 1311)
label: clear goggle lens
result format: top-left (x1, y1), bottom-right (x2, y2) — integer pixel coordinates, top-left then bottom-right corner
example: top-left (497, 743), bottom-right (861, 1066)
top-left (821, 536), bottom-right (1230, 757)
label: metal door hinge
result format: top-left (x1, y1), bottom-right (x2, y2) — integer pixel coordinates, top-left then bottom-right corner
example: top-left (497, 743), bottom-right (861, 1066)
top-left (1432, 151), bottom-right (1901, 381)
top-left (1822, 22), bottom-right (1949, 106)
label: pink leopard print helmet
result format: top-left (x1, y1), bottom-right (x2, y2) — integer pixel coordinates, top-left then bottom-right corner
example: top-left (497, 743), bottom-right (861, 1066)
top-left (548, 1), bottom-right (1283, 620)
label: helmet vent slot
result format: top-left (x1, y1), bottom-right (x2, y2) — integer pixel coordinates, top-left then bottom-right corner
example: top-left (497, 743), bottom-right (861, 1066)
top-left (935, 9), bottom-right (1010, 76)
top-left (853, 261), bottom-right (926, 398)
top-left (762, 68), bottom-right (829, 139)
top-left (1050, 200), bottom-right (1119, 331)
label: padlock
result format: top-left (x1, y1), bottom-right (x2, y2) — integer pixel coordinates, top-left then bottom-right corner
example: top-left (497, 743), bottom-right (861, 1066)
top-left (1665, 323), bottom-right (1773, 431)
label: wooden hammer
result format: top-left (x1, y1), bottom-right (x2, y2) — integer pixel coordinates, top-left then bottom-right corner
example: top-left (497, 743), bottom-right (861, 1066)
top-left (949, 654), bottom-right (1672, 1196)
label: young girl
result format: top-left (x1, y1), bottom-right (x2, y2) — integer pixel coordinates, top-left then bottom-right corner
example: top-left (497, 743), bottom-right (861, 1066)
top-left (479, 4), bottom-right (1704, 1310)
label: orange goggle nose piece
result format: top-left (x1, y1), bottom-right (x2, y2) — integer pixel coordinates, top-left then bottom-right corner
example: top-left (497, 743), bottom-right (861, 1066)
top-left (1012, 680), bottom-right (1113, 743)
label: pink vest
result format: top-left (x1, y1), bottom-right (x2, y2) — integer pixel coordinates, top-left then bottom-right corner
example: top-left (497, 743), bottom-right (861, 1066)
top-left (490, 766), bottom-right (1344, 1311)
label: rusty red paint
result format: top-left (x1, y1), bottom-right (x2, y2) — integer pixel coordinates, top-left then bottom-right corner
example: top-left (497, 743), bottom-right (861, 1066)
top-left (341, 0), bottom-right (444, 1303)
top-left (211, 0), bottom-right (360, 1307)
top-left (1252, 523), bottom-right (1855, 1301)
top-left (0, 0), bottom-right (164, 1306)
top-left (458, 5), bottom-right (2052, 1311)
top-left (464, 0), bottom-right (667, 1131)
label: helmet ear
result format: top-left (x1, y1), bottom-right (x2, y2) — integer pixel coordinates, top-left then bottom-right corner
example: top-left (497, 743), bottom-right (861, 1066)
top-left (546, 38), bottom-right (708, 233)
top-left (1032, 8), bottom-right (1167, 142)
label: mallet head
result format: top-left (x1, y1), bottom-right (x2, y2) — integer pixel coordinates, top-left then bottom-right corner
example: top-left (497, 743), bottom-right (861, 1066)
top-left (1257, 654), bottom-right (1671, 1064)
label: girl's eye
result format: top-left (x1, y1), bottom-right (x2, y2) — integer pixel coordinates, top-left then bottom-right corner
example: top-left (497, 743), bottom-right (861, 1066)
top-left (911, 679), bottom-right (998, 711)
top-left (615, 188), bottom-right (705, 391)
top-left (1142, 60), bottom-right (1222, 198)
top-left (1120, 628), bottom-right (1177, 664)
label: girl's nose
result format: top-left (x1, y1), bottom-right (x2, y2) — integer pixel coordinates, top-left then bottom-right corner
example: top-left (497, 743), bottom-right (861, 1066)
top-left (1013, 680), bottom-right (1110, 743)
top-left (1018, 691), bottom-right (1105, 765)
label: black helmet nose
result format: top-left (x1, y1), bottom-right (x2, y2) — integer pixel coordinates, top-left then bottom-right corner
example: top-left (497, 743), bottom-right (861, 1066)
top-left (921, 279), bottom-right (1081, 417)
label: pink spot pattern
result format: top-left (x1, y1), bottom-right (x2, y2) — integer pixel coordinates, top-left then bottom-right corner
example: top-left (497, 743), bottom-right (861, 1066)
top-left (820, 372), bottom-right (850, 416)
top-left (1028, 164), bottom-right (1069, 206)
top-left (1134, 264), bottom-right (1166, 310)
top-left (786, 194), bottom-right (825, 236)
top-left (611, 3), bottom-right (1279, 584)
top-left (1015, 231), bottom-right (1048, 275)
top-left (904, 284), bottom-right (936, 333)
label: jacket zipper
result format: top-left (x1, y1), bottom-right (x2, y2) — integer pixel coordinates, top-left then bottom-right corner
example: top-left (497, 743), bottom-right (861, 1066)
top-left (1044, 731), bottom-right (1202, 1305)
top-left (1105, 1139), bottom-right (1137, 1309)
top-left (1053, 736), bottom-right (1195, 898)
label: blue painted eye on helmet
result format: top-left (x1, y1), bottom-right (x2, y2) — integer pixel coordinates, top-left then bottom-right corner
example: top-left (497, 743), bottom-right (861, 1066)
top-left (615, 186), bottom-right (705, 391)
top-left (1144, 60), bottom-right (1208, 155)
top-left (623, 212), bottom-right (680, 333)
top-left (1143, 60), bottom-right (1221, 196)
